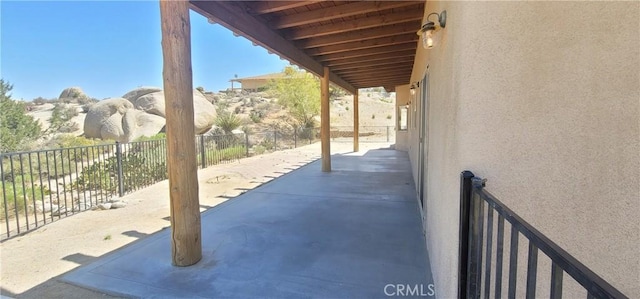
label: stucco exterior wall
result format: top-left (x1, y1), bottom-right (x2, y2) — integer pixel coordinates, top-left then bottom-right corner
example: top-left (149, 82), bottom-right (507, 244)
top-left (240, 79), bottom-right (269, 91)
top-left (409, 1), bottom-right (640, 298)
top-left (395, 84), bottom-right (410, 151)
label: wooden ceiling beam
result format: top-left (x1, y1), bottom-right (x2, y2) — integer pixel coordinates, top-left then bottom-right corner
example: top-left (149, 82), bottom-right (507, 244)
top-left (285, 7), bottom-right (424, 40)
top-left (350, 80), bottom-right (409, 87)
top-left (331, 57), bottom-right (416, 71)
top-left (344, 74), bottom-right (410, 82)
top-left (271, 1), bottom-right (415, 29)
top-left (352, 82), bottom-right (408, 88)
top-left (340, 70), bottom-right (409, 80)
top-left (334, 63), bottom-right (414, 76)
top-left (248, 1), bottom-right (323, 15)
top-left (296, 21), bottom-right (420, 49)
top-left (307, 34), bottom-right (416, 56)
top-left (317, 45), bottom-right (416, 62)
top-left (325, 50), bottom-right (415, 67)
top-left (190, 1), bottom-right (355, 94)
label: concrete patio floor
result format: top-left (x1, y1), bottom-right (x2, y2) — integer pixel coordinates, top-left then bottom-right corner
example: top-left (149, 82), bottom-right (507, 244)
top-left (62, 148), bottom-right (433, 298)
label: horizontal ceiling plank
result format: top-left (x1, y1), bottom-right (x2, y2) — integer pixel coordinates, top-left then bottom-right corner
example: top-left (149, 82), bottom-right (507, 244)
top-left (271, 1), bottom-right (415, 29)
top-left (249, 1), bottom-right (322, 15)
top-left (353, 82), bottom-right (408, 88)
top-left (341, 70), bottom-right (409, 79)
top-left (296, 21), bottom-right (420, 49)
top-left (308, 34), bottom-right (416, 56)
top-left (331, 57), bottom-right (416, 71)
top-left (190, 1), bottom-right (355, 94)
top-left (334, 63), bottom-right (414, 75)
top-left (325, 50), bottom-right (415, 67)
top-left (318, 45), bottom-right (416, 62)
top-left (351, 80), bottom-right (409, 87)
top-left (286, 7), bottom-right (424, 40)
top-left (345, 74), bottom-right (411, 82)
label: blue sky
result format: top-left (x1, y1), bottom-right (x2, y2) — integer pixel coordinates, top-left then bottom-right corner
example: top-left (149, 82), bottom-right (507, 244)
top-left (1, 1), bottom-right (290, 101)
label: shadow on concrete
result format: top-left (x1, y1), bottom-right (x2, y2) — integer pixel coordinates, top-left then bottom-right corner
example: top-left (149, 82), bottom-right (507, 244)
top-left (122, 230), bottom-right (150, 239)
top-left (62, 253), bottom-right (98, 265)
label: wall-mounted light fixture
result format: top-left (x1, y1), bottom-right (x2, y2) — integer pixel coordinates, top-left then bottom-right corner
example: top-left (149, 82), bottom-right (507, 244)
top-left (409, 82), bottom-right (420, 96)
top-left (417, 10), bottom-right (446, 49)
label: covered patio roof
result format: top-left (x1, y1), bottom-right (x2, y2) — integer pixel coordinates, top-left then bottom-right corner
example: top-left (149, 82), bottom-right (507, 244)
top-left (190, 1), bottom-right (424, 93)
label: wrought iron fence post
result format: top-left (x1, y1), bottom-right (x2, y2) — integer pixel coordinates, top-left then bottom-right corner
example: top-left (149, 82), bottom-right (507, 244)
top-left (116, 142), bottom-right (125, 197)
top-left (245, 132), bottom-right (250, 157)
top-left (459, 170), bottom-right (474, 299)
top-left (199, 135), bottom-right (206, 169)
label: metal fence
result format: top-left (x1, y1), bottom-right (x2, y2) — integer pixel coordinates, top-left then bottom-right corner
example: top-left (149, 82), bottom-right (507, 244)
top-left (330, 126), bottom-right (395, 143)
top-left (0, 128), bottom-right (322, 240)
top-left (459, 171), bottom-right (628, 299)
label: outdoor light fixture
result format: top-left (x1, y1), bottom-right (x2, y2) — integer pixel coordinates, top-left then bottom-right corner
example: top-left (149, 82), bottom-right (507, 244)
top-left (410, 81), bottom-right (420, 96)
top-left (417, 10), bottom-right (447, 49)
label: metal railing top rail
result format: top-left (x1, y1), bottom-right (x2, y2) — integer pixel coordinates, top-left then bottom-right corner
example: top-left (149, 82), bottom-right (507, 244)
top-left (459, 171), bottom-right (628, 299)
top-left (0, 142), bottom-right (116, 156)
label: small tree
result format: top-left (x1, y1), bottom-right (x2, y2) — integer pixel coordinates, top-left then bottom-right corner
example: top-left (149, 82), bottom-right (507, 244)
top-left (0, 80), bottom-right (43, 152)
top-left (269, 66), bottom-right (320, 129)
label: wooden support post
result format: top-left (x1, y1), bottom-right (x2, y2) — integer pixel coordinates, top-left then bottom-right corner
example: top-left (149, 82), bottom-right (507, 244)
top-left (160, 0), bottom-right (202, 267)
top-left (321, 66), bottom-right (331, 172)
top-left (353, 90), bottom-right (359, 152)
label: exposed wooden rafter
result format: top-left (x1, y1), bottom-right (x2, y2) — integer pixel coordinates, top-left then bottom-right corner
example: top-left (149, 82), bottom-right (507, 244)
top-left (271, 1), bottom-right (415, 29)
top-left (331, 56), bottom-right (416, 70)
top-left (248, 1), bottom-right (323, 15)
top-left (296, 21), bottom-right (420, 49)
top-left (307, 34), bottom-right (417, 57)
top-left (317, 45), bottom-right (416, 62)
top-left (190, 1), bottom-right (356, 94)
top-left (285, 7), bottom-right (424, 40)
top-left (325, 50), bottom-right (416, 67)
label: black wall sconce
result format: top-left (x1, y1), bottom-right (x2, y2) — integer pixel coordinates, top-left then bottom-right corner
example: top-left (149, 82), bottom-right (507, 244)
top-left (417, 10), bottom-right (447, 49)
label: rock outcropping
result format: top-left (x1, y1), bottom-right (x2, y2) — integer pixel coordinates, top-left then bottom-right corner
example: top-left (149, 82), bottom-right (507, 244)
top-left (83, 98), bottom-right (165, 142)
top-left (83, 88), bottom-right (217, 142)
top-left (125, 88), bottom-right (216, 134)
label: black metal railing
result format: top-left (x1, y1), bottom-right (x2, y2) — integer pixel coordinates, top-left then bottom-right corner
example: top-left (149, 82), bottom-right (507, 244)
top-left (0, 127), bottom-right (322, 240)
top-left (459, 171), bottom-right (628, 299)
top-left (329, 126), bottom-right (394, 143)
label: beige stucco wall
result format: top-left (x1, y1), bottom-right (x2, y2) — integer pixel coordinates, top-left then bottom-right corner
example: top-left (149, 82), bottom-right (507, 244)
top-left (240, 79), bottom-right (269, 91)
top-left (395, 84), bottom-right (410, 151)
top-left (409, 1), bottom-right (640, 298)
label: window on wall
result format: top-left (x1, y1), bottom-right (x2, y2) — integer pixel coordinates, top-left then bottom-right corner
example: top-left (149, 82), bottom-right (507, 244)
top-left (398, 105), bottom-right (408, 131)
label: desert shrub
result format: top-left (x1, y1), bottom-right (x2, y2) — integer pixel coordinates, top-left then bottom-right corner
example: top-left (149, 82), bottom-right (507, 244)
top-left (46, 134), bottom-right (101, 148)
top-left (386, 115), bottom-right (392, 119)
top-left (75, 148), bottom-right (166, 194)
top-left (249, 111), bottom-right (263, 123)
top-left (134, 133), bottom-right (166, 142)
top-left (215, 111), bottom-right (242, 134)
top-left (0, 175), bottom-right (48, 219)
top-left (372, 114), bottom-right (376, 119)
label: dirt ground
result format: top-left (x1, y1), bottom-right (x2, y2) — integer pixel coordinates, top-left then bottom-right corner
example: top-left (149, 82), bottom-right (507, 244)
top-left (0, 142), bottom-right (388, 298)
